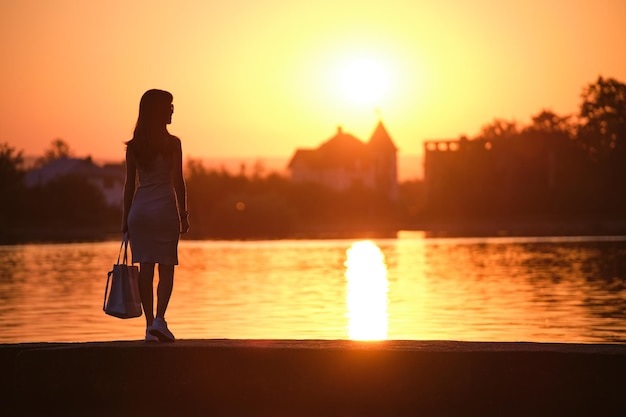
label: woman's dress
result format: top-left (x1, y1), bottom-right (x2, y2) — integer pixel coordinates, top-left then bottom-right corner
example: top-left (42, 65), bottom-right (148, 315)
top-left (128, 154), bottom-right (180, 265)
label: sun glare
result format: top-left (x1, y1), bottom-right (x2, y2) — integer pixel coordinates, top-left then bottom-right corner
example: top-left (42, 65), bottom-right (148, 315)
top-left (345, 240), bottom-right (389, 341)
top-left (339, 57), bottom-right (390, 105)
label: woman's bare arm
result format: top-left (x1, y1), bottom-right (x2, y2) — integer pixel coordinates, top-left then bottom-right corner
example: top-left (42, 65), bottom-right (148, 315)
top-left (172, 137), bottom-right (189, 233)
top-left (122, 148), bottom-right (137, 233)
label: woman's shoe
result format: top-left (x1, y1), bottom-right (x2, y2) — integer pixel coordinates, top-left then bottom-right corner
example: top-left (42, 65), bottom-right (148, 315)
top-left (145, 328), bottom-right (159, 342)
top-left (149, 317), bottom-right (175, 342)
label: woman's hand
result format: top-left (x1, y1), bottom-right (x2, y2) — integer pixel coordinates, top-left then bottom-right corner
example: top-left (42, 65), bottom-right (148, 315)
top-left (180, 217), bottom-right (190, 234)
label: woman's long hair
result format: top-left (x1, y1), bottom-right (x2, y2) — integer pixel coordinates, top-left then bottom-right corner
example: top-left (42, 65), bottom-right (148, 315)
top-left (126, 89), bottom-right (174, 169)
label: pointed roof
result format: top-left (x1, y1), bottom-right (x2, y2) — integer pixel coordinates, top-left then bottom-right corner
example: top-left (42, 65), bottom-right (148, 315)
top-left (287, 149), bottom-right (316, 169)
top-left (368, 120), bottom-right (397, 151)
top-left (288, 121), bottom-right (396, 171)
top-left (318, 126), bottom-right (366, 156)
top-left (288, 126), bottom-right (370, 170)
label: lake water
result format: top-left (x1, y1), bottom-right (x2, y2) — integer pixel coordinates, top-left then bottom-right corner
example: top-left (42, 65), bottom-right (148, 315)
top-left (1, 232), bottom-right (626, 344)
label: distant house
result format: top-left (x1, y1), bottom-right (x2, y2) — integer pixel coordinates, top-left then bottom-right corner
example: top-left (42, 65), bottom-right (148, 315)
top-left (288, 120), bottom-right (398, 200)
top-left (24, 157), bottom-right (125, 208)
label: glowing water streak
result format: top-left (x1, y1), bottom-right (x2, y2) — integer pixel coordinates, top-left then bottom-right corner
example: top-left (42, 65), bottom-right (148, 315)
top-left (345, 241), bottom-right (389, 340)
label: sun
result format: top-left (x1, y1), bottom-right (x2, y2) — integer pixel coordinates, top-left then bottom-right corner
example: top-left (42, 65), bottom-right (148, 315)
top-left (339, 57), bottom-right (390, 105)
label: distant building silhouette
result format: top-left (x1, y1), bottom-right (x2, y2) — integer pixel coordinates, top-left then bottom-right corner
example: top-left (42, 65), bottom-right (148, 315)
top-left (423, 132), bottom-right (589, 221)
top-left (24, 157), bottom-right (125, 207)
top-left (288, 120), bottom-right (398, 200)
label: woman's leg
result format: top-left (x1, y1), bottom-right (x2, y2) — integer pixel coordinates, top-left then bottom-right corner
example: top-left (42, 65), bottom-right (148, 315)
top-left (156, 264), bottom-right (175, 319)
top-left (139, 262), bottom-right (156, 327)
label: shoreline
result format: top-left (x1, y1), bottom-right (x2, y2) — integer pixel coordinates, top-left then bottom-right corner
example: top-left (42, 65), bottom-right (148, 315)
top-left (4, 223), bottom-right (626, 245)
top-left (3, 339), bottom-right (626, 416)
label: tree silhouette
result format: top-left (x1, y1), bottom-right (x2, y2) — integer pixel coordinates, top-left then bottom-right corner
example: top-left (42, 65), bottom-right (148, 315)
top-left (477, 118), bottom-right (519, 140)
top-left (526, 110), bottom-right (575, 136)
top-left (35, 138), bottom-right (73, 167)
top-left (578, 76), bottom-right (626, 162)
top-left (0, 143), bottom-right (26, 228)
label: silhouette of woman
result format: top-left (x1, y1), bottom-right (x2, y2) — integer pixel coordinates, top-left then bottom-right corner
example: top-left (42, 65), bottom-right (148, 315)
top-left (122, 89), bottom-right (189, 342)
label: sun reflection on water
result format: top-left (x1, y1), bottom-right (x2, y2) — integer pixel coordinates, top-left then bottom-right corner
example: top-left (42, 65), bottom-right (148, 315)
top-left (345, 240), bottom-right (389, 341)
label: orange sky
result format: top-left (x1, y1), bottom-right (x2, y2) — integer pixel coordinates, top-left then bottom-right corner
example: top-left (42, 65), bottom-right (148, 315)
top-left (2, 0), bottom-right (625, 179)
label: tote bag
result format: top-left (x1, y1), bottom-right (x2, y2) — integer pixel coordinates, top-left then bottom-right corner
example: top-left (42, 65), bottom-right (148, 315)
top-left (103, 234), bottom-right (142, 319)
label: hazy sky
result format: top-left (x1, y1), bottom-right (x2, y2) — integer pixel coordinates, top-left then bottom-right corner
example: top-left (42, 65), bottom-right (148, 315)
top-left (2, 0), bottom-right (625, 166)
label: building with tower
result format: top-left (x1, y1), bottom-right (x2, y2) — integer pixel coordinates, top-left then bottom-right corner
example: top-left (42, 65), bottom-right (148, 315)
top-left (287, 120), bottom-right (398, 200)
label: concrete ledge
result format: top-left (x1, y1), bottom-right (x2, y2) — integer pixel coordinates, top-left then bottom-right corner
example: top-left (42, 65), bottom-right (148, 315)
top-left (2, 340), bottom-right (626, 416)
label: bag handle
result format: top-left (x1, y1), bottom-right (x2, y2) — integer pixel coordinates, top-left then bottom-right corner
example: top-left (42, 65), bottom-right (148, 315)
top-left (103, 270), bottom-right (112, 311)
top-left (116, 233), bottom-right (131, 265)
